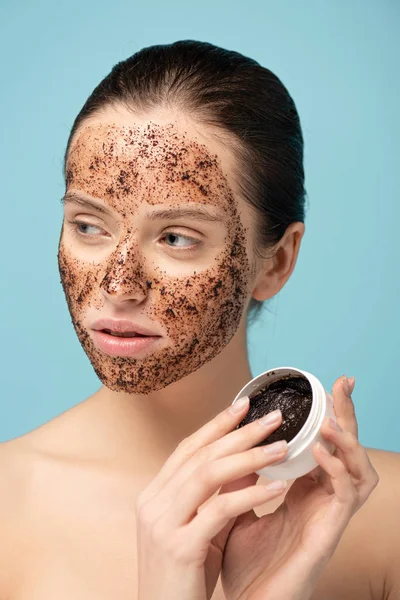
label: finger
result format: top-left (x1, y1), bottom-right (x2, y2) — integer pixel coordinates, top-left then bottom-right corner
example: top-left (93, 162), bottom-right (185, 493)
top-left (154, 414), bottom-right (284, 519)
top-left (203, 409), bottom-right (283, 462)
top-left (218, 471), bottom-right (259, 497)
top-left (320, 418), bottom-right (379, 501)
top-left (138, 396), bottom-right (252, 503)
top-left (141, 402), bottom-right (283, 511)
top-left (320, 418), bottom-right (363, 477)
top-left (313, 442), bottom-right (358, 508)
top-left (332, 376), bottom-right (358, 439)
top-left (329, 375), bottom-right (358, 476)
top-left (165, 440), bottom-right (288, 528)
top-left (301, 464), bottom-right (328, 486)
top-left (184, 479), bottom-right (288, 549)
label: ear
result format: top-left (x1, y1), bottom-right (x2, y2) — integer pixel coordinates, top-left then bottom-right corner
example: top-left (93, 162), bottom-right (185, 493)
top-left (252, 222), bottom-right (305, 302)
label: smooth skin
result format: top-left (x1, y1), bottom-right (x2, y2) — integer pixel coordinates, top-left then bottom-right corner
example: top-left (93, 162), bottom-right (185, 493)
top-left (136, 401), bottom-right (288, 600)
top-left (136, 375), bottom-right (378, 600)
top-left (219, 376), bottom-right (378, 600)
top-left (0, 106), bottom-right (399, 600)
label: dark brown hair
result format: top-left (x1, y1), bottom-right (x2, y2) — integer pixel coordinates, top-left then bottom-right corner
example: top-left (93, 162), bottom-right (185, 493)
top-left (63, 39), bottom-right (307, 323)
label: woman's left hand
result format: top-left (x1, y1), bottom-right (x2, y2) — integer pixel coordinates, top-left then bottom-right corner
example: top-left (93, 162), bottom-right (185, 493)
top-left (216, 375), bottom-right (379, 600)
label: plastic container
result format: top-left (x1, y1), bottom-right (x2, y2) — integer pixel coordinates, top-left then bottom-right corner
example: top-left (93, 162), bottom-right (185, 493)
top-left (231, 366), bottom-right (337, 480)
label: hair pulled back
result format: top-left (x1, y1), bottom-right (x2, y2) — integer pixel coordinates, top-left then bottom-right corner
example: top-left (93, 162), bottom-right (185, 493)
top-left (64, 40), bottom-right (307, 322)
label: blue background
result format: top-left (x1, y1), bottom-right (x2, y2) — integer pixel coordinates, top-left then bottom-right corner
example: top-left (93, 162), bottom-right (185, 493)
top-left (1, 1), bottom-right (399, 452)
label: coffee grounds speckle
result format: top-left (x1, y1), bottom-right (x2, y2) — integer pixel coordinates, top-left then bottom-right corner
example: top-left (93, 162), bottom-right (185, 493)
top-left (58, 121), bottom-right (255, 395)
top-left (236, 375), bottom-right (313, 446)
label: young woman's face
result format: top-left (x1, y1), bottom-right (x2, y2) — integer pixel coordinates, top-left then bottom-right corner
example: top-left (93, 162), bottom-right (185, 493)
top-left (58, 110), bottom-right (259, 394)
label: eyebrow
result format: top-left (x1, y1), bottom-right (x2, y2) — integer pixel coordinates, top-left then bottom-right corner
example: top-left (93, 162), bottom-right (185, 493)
top-left (61, 193), bottom-right (109, 214)
top-left (61, 192), bottom-right (224, 223)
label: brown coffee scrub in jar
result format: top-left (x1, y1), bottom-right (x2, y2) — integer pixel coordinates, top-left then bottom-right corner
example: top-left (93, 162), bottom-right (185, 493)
top-left (58, 121), bottom-right (255, 394)
top-left (236, 375), bottom-right (313, 446)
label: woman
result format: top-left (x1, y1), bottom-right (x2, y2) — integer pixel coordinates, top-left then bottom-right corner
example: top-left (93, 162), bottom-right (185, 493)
top-left (0, 40), bottom-right (398, 600)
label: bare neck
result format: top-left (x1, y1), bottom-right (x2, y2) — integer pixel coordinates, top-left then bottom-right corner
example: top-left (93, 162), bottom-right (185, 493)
top-left (29, 329), bottom-right (254, 483)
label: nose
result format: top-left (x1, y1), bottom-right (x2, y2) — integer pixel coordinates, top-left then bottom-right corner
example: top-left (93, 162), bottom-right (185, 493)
top-left (99, 243), bottom-right (149, 305)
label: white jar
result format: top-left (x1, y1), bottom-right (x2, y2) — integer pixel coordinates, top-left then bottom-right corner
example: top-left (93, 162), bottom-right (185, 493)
top-left (231, 366), bottom-right (337, 481)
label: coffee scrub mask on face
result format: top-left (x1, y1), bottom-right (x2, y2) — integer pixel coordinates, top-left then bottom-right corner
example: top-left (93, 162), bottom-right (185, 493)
top-left (58, 122), bottom-right (254, 395)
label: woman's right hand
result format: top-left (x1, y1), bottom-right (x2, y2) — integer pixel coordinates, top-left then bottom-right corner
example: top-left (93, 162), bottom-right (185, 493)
top-left (135, 397), bottom-right (288, 600)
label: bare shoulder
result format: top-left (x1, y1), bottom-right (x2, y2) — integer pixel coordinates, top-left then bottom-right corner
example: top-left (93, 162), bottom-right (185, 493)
top-left (0, 437), bottom-right (34, 517)
top-left (0, 434), bottom-right (73, 598)
top-left (310, 447), bottom-right (400, 600)
top-left (365, 448), bottom-right (400, 599)
top-left (0, 439), bottom-right (35, 597)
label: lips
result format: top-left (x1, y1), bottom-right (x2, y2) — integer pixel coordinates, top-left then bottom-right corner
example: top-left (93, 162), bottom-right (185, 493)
top-left (91, 328), bottom-right (162, 357)
top-left (92, 318), bottom-right (161, 338)
top-left (102, 329), bottom-right (144, 338)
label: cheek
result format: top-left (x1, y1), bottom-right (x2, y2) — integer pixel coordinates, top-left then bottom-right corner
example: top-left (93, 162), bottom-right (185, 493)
top-left (58, 242), bottom-right (100, 313)
top-left (149, 234), bottom-right (251, 339)
top-left (58, 217), bottom-right (251, 339)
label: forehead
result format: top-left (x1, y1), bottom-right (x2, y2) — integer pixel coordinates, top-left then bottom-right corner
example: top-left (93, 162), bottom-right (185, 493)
top-left (66, 120), bottom-right (240, 214)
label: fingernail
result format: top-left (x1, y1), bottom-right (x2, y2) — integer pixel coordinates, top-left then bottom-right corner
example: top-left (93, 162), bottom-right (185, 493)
top-left (347, 377), bottom-right (356, 394)
top-left (264, 480), bottom-right (287, 492)
top-left (263, 440), bottom-right (288, 454)
top-left (259, 409), bottom-right (281, 427)
top-left (343, 376), bottom-right (350, 395)
top-left (230, 396), bottom-right (249, 414)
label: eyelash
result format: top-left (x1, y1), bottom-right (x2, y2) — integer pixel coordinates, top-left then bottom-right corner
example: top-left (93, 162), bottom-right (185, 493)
top-left (67, 220), bottom-right (201, 252)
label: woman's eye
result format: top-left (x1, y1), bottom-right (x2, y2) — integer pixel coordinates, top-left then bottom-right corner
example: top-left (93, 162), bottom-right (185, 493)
top-left (68, 220), bottom-right (105, 239)
top-left (67, 220), bottom-right (201, 252)
top-left (161, 231), bottom-right (200, 251)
